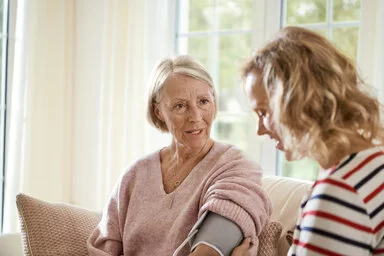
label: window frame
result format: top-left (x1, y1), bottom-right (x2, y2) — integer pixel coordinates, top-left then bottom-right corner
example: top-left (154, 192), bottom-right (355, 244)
top-left (0, 0), bottom-right (9, 233)
top-left (282, 0), bottom-right (361, 35)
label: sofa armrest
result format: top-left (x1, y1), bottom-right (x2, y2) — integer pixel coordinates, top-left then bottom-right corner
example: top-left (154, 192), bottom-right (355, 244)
top-left (262, 175), bottom-right (313, 255)
top-left (0, 232), bottom-right (23, 256)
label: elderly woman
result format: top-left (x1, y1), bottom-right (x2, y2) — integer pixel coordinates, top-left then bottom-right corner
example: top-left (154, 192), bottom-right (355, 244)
top-left (238, 26), bottom-right (384, 255)
top-left (87, 55), bottom-right (271, 256)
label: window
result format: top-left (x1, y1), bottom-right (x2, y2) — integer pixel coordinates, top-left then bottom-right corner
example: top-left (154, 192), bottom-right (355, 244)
top-left (175, 0), bottom-right (362, 180)
top-left (0, 0), bottom-right (8, 232)
top-left (279, 0), bottom-right (362, 180)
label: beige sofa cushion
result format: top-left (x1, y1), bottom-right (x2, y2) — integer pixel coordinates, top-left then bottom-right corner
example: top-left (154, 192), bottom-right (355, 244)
top-left (16, 193), bottom-right (101, 256)
top-left (262, 176), bottom-right (313, 256)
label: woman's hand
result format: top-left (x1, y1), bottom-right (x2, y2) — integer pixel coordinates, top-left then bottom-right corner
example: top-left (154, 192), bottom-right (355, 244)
top-left (189, 244), bottom-right (220, 256)
top-left (231, 237), bottom-right (251, 256)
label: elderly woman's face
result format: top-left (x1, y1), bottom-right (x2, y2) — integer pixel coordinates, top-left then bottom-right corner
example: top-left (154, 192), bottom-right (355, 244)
top-left (244, 71), bottom-right (294, 160)
top-left (155, 74), bottom-right (216, 150)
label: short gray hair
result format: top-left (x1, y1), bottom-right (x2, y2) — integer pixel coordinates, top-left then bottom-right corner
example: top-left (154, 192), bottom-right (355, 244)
top-left (147, 55), bottom-right (217, 132)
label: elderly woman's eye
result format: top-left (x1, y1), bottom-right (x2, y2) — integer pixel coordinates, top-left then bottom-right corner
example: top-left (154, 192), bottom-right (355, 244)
top-left (200, 99), bottom-right (209, 104)
top-left (175, 104), bottom-right (184, 109)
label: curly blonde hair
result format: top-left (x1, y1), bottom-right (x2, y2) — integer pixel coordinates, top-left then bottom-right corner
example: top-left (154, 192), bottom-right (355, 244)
top-left (147, 55), bottom-right (217, 132)
top-left (242, 26), bottom-right (384, 162)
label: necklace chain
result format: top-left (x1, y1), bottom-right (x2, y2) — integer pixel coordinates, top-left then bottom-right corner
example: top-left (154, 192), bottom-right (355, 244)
top-left (169, 163), bottom-right (182, 189)
top-left (174, 180), bottom-right (181, 188)
top-left (163, 144), bottom-right (212, 192)
top-left (166, 160), bottom-right (192, 190)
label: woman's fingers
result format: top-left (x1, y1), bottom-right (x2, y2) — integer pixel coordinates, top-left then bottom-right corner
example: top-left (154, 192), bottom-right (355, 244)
top-left (241, 237), bottom-right (251, 248)
top-left (231, 237), bottom-right (251, 256)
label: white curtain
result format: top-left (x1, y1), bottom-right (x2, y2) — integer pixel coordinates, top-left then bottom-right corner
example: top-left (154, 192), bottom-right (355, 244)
top-left (3, 0), bottom-right (75, 233)
top-left (4, 0), bottom-right (174, 233)
top-left (70, 0), bottom-right (174, 211)
top-left (358, 0), bottom-right (384, 101)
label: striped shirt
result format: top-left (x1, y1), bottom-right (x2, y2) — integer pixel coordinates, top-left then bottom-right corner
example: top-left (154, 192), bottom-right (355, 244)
top-left (288, 147), bottom-right (384, 255)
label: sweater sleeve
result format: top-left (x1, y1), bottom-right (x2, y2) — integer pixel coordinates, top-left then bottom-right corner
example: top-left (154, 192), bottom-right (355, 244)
top-left (199, 148), bottom-right (272, 253)
top-left (87, 163), bottom-right (137, 256)
top-left (87, 181), bottom-right (124, 256)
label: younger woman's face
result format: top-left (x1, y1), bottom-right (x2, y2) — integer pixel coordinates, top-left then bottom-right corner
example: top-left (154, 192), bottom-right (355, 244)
top-left (244, 71), bottom-right (295, 161)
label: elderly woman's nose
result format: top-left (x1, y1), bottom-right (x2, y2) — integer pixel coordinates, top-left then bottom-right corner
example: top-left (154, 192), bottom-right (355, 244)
top-left (188, 105), bottom-right (202, 121)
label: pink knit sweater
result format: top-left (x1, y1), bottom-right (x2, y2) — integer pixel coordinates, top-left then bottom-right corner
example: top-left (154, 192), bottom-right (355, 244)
top-left (87, 142), bottom-right (272, 255)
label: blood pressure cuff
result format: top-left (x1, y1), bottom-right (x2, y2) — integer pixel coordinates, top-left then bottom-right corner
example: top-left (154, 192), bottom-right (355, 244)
top-left (190, 211), bottom-right (244, 256)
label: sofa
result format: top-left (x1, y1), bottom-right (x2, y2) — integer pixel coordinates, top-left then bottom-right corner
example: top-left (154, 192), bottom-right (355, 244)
top-left (0, 175), bottom-right (312, 256)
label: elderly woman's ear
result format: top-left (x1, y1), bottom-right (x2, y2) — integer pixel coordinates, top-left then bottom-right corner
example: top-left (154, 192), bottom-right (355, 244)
top-left (154, 104), bottom-right (164, 122)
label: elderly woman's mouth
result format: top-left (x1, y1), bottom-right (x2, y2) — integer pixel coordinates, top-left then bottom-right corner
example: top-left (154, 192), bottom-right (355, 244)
top-left (186, 129), bottom-right (203, 135)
